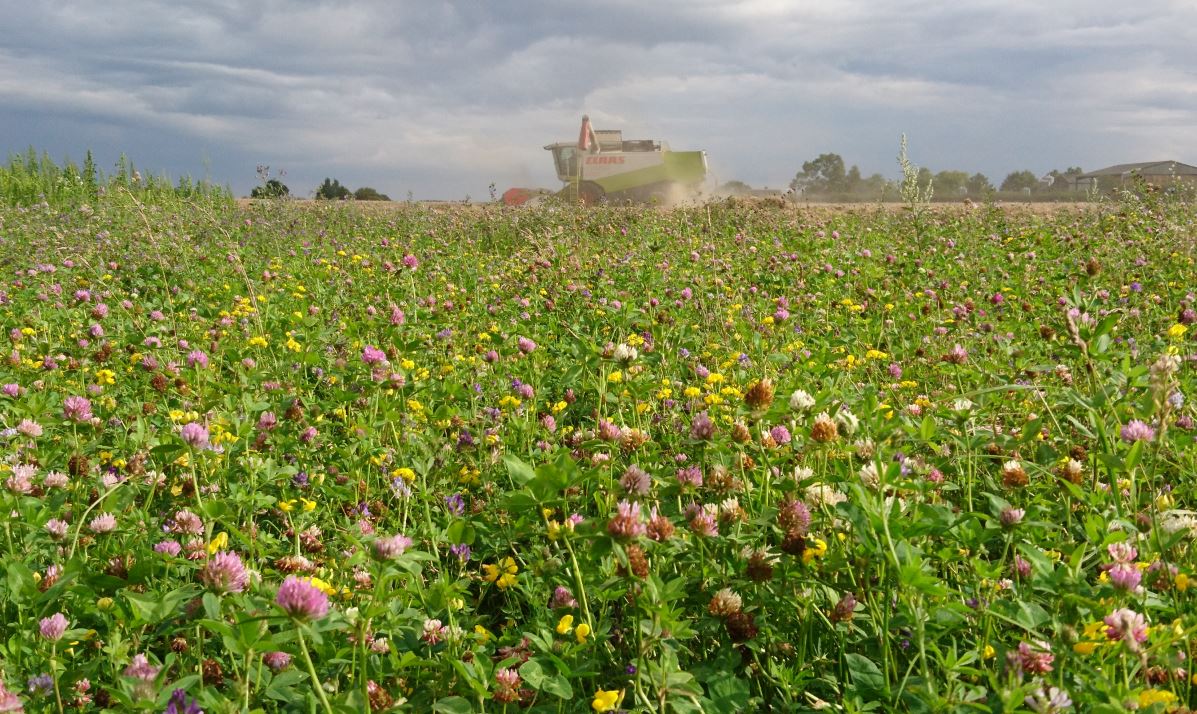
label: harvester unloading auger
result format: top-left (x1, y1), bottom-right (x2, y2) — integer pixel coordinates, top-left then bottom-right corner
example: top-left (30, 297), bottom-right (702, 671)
top-left (502, 115), bottom-right (708, 206)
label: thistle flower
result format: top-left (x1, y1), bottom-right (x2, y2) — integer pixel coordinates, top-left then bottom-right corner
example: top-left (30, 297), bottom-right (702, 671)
top-left (275, 576), bottom-right (330, 620)
top-left (38, 613), bottom-right (68, 641)
top-left (200, 551), bottom-right (249, 594)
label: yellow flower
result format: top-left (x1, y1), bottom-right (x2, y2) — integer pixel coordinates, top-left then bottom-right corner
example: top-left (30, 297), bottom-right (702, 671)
top-left (1137, 689), bottom-right (1177, 706)
top-left (1167, 323), bottom-right (1187, 340)
top-left (482, 557), bottom-right (519, 589)
top-left (592, 689), bottom-right (621, 712)
top-left (301, 498), bottom-right (317, 512)
top-left (556, 614), bottom-right (574, 635)
top-left (1073, 641), bottom-right (1098, 655)
top-left (307, 577), bottom-right (337, 596)
top-left (802, 538), bottom-right (828, 564)
top-left (248, 335), bottom-right (268, 348)
top-left (474, 624), bottom-right (492, 644)
top-left (982, 644), bottom-right (995, 659)
top-left (206, 531), bottom-right (228, 554)
top-left (575, 622), bottom-right (591, 643)
top-left (1175, 573), bottom-right (1189, 591)
top-left (279, 499), bottom-right (296, 513)
top-left (393, 467), bottom-right (416, 482)
top-left (607, 370), bottom-right (623, 384)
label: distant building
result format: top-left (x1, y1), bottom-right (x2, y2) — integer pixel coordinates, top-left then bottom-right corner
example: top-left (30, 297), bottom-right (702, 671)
top-left (1073, 161), bottom-right (1197, 191)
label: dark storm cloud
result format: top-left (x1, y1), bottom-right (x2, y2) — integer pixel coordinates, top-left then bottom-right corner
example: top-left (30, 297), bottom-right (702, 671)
top-left (2, 0), bottom-right (1195, 198)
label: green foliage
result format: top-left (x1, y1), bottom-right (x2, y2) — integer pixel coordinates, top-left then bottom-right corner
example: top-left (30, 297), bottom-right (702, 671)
top-left (353, 186), bottom-right (391, 201)
top-left (1000, 169), bottom-right (1039, 193)
top-left (0, 188), bottom-right (1193, 711)
top-left (315, 177), bottom-right (351, 200)
top-left (0, 147), bottom-right (230, 207)
top-left (251, 179), bottom-right (290, 199)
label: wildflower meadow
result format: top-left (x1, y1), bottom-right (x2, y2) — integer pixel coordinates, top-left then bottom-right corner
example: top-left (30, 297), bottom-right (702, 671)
top-left (0, 178), bottom-right (1195, 712)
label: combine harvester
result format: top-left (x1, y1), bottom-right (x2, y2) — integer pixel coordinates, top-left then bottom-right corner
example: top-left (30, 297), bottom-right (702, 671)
top-left (502, 115), bottom-right (708, 206)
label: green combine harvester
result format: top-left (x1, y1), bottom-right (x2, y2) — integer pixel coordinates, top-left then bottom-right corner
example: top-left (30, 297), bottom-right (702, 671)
top-left (502, 115), bottom-right (708, 206)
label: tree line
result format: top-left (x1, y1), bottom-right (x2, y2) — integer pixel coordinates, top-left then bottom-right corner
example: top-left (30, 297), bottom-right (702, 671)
top-left (723, 153), bottom-right (1086, 201)
top-left (250, 172), bottom-right (390, 201)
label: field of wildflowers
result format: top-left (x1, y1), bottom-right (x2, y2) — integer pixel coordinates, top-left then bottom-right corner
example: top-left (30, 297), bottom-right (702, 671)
top-left (0, 185), bottom-right (1194, 713)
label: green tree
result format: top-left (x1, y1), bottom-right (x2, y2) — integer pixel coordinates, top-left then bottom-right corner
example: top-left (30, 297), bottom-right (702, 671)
top-left (251, 179), bottom-right (290, 198)
top-left (1000, 170), bottom-right (1038, 193)
top-left (791, 153), bottom-right (847, 193)
top-left (967, 173), bottom-right (993, 196)
top-left (932, 170), bottom-right (969, 196)
top-left (353, 187), bottom-right (391, 201)
top-left (845, 165), bottom-right (862, 193)
top-left (316, 178), bottom-right (351, 200)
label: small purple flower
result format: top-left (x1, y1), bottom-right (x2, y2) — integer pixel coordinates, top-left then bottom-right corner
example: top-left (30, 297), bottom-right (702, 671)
top-left (200, 551), bottom-right (249, 594)
top-left (163, 688), bottom-right (202, 714)
top-left (402, 254), bottom-right (419, 270)
top-left (180, 422), bottom-right (209, 449)
top-left (690, 412), bottom-right (715, 441)
top-left (768, 424), bottom-right (792, 446)
top-left (444, 493), bottom-right (465, 516)
top-left (155, 540), bottom-right (182, 556)
top-left (263, 651), bottom-right (292, 672)
top-left (63, 395), bottom-right (93, 422)
top-left (123, 653), bottom-right (160, 681)
top-left (361, 345), bottom-right (388, 366)
top-left (372, 534), bottom-right (413, 561)
top-left (449, 543), bottom-right (471, 562)
top-left (27, 673), bottom-right (53, 696)
top-left (1108, 562), bottom-right (1142, 592)
top-left (999, 507), bottom-right (1024, 528)
top-left (550, 586), bottom-right (577, 609)
top-left (276, 576), bottom-right (330, 620)
top-left (39, 613), bottom-right (68, 641)
top-left (517, 336), bottom-right (536, 354)
top-left (1120, 419), bottom-right (1155, 443)
top-left (186, 350), bottom-right (209, 368)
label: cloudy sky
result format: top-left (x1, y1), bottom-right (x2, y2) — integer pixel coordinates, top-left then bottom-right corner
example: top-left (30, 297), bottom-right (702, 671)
top-left (2, 0), bottom-right (1195, 199)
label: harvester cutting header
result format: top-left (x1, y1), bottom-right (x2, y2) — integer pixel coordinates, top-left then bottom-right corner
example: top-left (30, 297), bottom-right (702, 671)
top-left (503, 115), bottom-right (708, 206)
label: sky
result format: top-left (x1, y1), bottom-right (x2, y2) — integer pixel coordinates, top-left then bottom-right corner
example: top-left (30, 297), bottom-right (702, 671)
top-left (2, 0), bottom-right (1196, 199)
